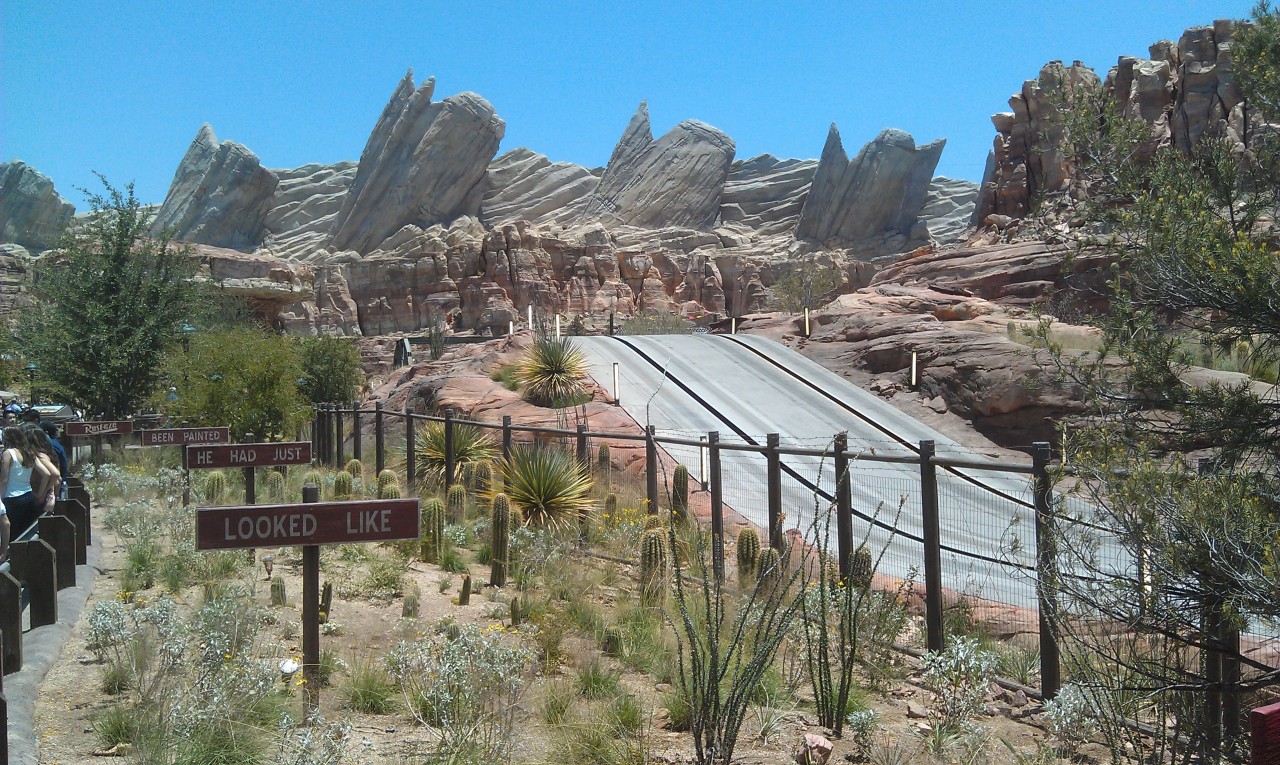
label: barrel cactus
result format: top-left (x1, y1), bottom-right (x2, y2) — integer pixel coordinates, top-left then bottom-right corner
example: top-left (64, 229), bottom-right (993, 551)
top-left (345, 458), bottom-right (363, 478)
top-left (473, 460), bottom-right (493, 495)
top-left (333, 470), bottom-right (354, 500)
top-left (757, 547), bottom-right (782, 590)
top-left (420, 498), bottom-right (446, 563)
top-left (850, 544), bottom-right (874, 591)
top-left (204, 471), bottom-right (227, 503)
top-left (303, 469), bottom-right (324, 489)
top-left (376, 469), bottom-right (401, 499)
top-left (736, 527), bottom-right (761, 584)
top-left (672, 464), bottom-right (690, 519)
top-left (265, 471), bottom-right (287, 502)
top-left (639, 529), bottom-right (668, 608)
top-left (604, 493), bottom-right (618, 518)
top-left (447, 483), bottom-right (467, 522)
top-left (490, 493), bottom-right (511, 588)
top-left (597, 443), bottom-right (612, 485)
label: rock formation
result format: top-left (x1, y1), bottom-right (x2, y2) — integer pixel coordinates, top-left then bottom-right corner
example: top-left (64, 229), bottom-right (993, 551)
top-left (480, 149), bottom-right (598, 226)
top-left (919, 177), bottom-right (979, 244)
top-left (796, 126), bottom-right (945, 255)
top-left (720, 155), bottom-right (818, 236)
top-left (329, 71), bottom-right (506, 253)
top-left (976, 20), bottom-right (1245, 222)
top-left (262, 161), bottom-right (356, 258)
top-left (150, 124), bottom-right (279, 250)
top-left (0, 161), bottom-right (75, 252)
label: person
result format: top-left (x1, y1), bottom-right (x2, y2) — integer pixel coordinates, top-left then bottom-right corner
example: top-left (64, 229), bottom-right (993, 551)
top-left (1, 425), bottom-right (43, 539)
top-left (4, 399), bottom-right (21, 417)
top-left (23, 423), bottom-right (61, 514)
top-left (40, 421), bottom-right (67, 498)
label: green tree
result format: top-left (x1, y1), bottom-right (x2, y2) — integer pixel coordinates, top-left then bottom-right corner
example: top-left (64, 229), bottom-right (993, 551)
top-left (298, 335), bottom-right (364, 404)
top-left (158, 326), bottom-right (306, 440)
top-left (769, 260), bottom-right (844, 313)
top-left (20, 177), bottom-right (202, 418)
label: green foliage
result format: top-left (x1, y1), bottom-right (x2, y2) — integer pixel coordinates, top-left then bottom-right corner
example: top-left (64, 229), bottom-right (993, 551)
top-left (298, 335), bottom-right (363, 404)
top-left (620, 310), bottom-right (694, 336)
top-left (671, 463), bottom-right (689, 518)
top-left (332, 470), bottom-right (354, 500)
top-left (414, 421), bottom-right (498, 486)
top-left (203, 471), bottom-right (227, 504)
top-left (158, 326), bottom-right (307, 440)
top-left (756, 547), bottom-right (781, 588)
top-left (420, 498), bottom-right (446, 563)
top-left (20, 177), bottom-right (202, 418)
top-left (376, 475), bottom-right (401, 499)
top-left (490, 493), bottom-right (511, 588)
top-left (489, 363), bottom-right (521, 391)
top-left (264, 471), bottom-right (286, 503)
top-left (496, 445), bottom-right (594, 529)
top-left (639, 529), bottom-right (667, 608)
top-left (518, 335), bottom-right (589, 406)
top-left (769, 259), bottom-right (844, 313)
top-left (447, 483), bottom-right (467, 521)
top-left (575, 657), bottom-right (622, 699)
top-left (735, 527), bottom-right (760, 584)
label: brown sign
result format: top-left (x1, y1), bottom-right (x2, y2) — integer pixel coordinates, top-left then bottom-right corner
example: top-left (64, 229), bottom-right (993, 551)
top-left (185, 441), bottom-right (311, 469)
top-left (65, 421), bottom-right (135, 437)
top-left (195, 499), bottom-right (420, 550)
top-left (141, 427), bottom-right (231, 447)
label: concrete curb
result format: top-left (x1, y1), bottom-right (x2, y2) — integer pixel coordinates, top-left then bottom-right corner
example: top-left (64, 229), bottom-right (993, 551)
top-left (6, 535), bottom-right (102, 765)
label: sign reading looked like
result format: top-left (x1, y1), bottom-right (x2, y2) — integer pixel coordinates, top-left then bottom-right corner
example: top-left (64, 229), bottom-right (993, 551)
top-left (184, 442), bottom-right (312, 469)
top-left (141, 427), bottom-right (231, 447)
top-left (65, 421), bottom-right (135, 437)
top-left (195, 499), bottom-right (419, 550)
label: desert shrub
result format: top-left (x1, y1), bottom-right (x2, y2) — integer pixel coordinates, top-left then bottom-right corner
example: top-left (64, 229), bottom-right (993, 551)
top-left (343, 656), bottom-right (397, 714)
top-left (415, 421), bottom-right (497, 486)
top-left (517, 335), bottom-right (588, 407)
top-left (496, 445), bottom-right (593, 528)
top-left (920, 636), bottom-right (997, 734)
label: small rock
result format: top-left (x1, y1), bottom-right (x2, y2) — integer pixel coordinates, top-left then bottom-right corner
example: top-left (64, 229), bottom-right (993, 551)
top-left (1012, 689), bottom-right (1029, 708)
top-left (793, 733), bottom-right (834, 765)
top-left (926, 395), bottom-right (948, 413)
top-left (655, 682), bottom-right (673, 693)
top-left (906, 701), bottom-right (929, 719)
top-left (983, 703), bottom-right (1001, 716)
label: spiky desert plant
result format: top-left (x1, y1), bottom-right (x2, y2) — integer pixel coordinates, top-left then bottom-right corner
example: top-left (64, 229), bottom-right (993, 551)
top-left (345, 458), bottom-right (363, 480)
top-left (265, 470), bottom-right (287, 502)
top-left (597, 443), bottom-right (612, 485)
top-left (319, 581), bottom-right (333, 624)
top-left (672, 464), bottom-right (690, 518)
top-left (414, 422), bottom-right (497, 486)
top-left (376, 469), bottom-right (401, 499)
top-left (757, 547), bottom-right (782, 590)
top-left (640, 529), bottom-right (668, 608)
top-left (402, 589), bottom-right (419, 618)
top-left (333, 470), bottom-right (354, 500)
top-left (303, 469), bottom-right (324, 489)
top-left (494, 445), bottom-right (593, 529)
top-left (850, 544), bottom-right (874, 591)
top-left (604, 493), bottom-right (618, 518)
top-left (203, 471), bottom-right (227, 503)
top-left (447, 483), bottom-right (467, 523)
top-left (517, 335), bottom-right (588, 407)
top-left (270, 575), bottom-right (287, 607)
top-left (420, 498), bottom-right (446, 563)
top-left (736, 527), bottom-right (761, 584)
top-left (472, 460), bottom-right (493, 495)
top-left (490, 493), bottom-right (511, 588)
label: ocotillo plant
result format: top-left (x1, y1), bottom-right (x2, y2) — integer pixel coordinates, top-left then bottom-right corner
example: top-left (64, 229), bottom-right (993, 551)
top-left (490, 493), bottom-right (511, 587)
top-left (672, 464), bottom-right (690, 519)
top-left (473, 460), bottom-right (493, 495)
top-left (204, 471), bottom-right (227, 503)
top-left (736, 527), bottom-right (761, 584)
top-left (597, 443), bottom-right (612, 486)
top-left (420, 498), bottom-right (446, 563)
top-left (850, 544), bottom-right (874, 591)
top-left (333, 470), bottom-right (354, 500)
top-left (265, 471), bottom-right (287, 502)
top-left (757, 547), bottom-right (782, 590)
top-left (447, 483), bottom-right (467, 522)
top-left (640, 529), bottom-right (668, 608)
top-left (376, 470), bottom-right (401, 499)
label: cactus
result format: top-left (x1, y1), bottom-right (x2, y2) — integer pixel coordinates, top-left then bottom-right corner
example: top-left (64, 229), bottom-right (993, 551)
top-left (490, 493), bottom-right (511, 588)
top-left (473, 460), bottom-right (493, 495)
top-left (270, 575), bottom-right (286, 607)
top-left (402, 589), bottom-right (419, 618)
top-left (639, 529), bottom-right (668, 608)
top-left (333, 470), bottom-right (354, 499)
top-left (376, 469), bottom-right (401, 499)
top-left (850, 544), bottom-right (874, 591)
top-left (319, 581), bottom-right (333, 624)
top-left (345, 458), bottom-right (363, 480)
top-left (736, 527), bottom-right (761, 585)
top-left (303, 469), bottom-right (324, 489)
top-left (510, 597), bottom-right (522, 627)
top-left (204, 471), bottom-right (227, 503)
top-left (757, 547), bottom-right (782, 590)
top-left (447, 484), bottom-right (467, 523)
top-left (597, 443), bottom-right (612, 485)
top-left (420, 498), bottom-right (446, 563)
top-left (458, 574), bottom-right (472, 606)
top-left (604, 493), bottom-right (618, 519)
top-left (672, 464), bottom-right (690, 519)
top-left (602, 627), bottom-right (623, 656)
top-left (265, 471), bottom-right (287, 502)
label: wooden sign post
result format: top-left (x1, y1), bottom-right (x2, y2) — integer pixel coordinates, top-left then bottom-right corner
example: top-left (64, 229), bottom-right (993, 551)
top-left (66, 420), bottom-right (134, 470)
top-left (139, 427), bottom-right (230, 505)
top-left (194, 493), bottom-right (419, 714)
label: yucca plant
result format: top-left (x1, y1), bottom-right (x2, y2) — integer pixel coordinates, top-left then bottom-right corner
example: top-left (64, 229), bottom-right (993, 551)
top-left (494, 445), bottom-right (593, 529)
top-left (414, 421), bottom-right (497, 486)
top-left (517, 335), bottom-right (588, 407)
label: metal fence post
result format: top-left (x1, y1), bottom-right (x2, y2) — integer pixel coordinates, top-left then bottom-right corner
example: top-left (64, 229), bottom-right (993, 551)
top-left (375, 401), bottom-right (385, 475)
top-left (405, 406), bottom-right (416, 493)
top-left (502, 415), bottom-right (512, 463)
top-left (1032, 441), bottom-right (1061, 700)
top-left (444, 409), bottom-right (456, 489)
top-left (335, 403), bottom-right (345, 466)
top-left (920, 439), bottom-right (943, 653)
top-left (709, 431), bottom-right (724, 581)
top-left (645, 425), bottom-right (659, 515)
top-left (313, 405), bottom-right (322, 465)
top-left (577, 424), bottom-right (589, 547)
top-left (766, 433), bottom-right (782, 550)
top-left (352, 400), bottom-right (362, 461)
top-left (834, 432), bottom-right (852, 579)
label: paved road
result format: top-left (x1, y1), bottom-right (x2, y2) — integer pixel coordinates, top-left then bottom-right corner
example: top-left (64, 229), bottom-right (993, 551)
top-left (578, 334), bottom-right (1121, 611)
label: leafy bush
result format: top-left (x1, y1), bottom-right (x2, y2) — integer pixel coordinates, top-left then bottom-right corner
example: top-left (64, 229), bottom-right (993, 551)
top-left (620, 310), bottom-right (694, 336)
top-left (920, 636), bottom-right (997, 729)
top-left (298, 335), bottom-right (364, 404)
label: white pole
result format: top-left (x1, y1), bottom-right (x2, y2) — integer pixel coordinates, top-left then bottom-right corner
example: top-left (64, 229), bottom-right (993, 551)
top-left (911, 351), bottom-right (918, 389)
top-left (555, 315), bottom-right (561, 337)
top-left (804, 308), bottom-right (810, 337)
top-left (527, 304), bottom-right (533, 327)
top-left (731, 317), bottom-right (737, 335)
top-left (508, 320), bottom-right (514, 337)
top-left (699, 435), bottom-right (708, 491)
top-left (612, 362), bottom-right (620, 406)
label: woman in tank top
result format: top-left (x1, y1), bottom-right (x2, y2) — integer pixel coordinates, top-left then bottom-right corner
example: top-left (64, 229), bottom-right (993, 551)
top-left (2, 426), bottom-right (42, 540)
top-left (22, 423), bottom-right (60, 515)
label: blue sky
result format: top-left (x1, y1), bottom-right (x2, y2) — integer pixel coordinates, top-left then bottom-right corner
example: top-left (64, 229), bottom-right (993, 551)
top-left (1, 1), bottom-right (1259, 209)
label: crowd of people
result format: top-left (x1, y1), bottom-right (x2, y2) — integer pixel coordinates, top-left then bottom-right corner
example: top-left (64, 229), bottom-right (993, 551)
top-left (0, 400), bottom-right (68, 564)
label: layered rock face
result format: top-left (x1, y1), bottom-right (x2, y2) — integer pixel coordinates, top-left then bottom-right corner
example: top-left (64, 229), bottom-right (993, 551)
top-left (977, 20), bottom-right (1244, 221)
top-left (0, 161), bottom-right (75, 252)
top-left (480, 148), bottom-right (598, 226)
top-left (720, 155), bottom-right (818, 236)
top-left (796, 126), bottom-right (945, 255)
top-left (330, 73), bottom-right (506, 253)
top-left (150, 124), bottom-right (279, 250)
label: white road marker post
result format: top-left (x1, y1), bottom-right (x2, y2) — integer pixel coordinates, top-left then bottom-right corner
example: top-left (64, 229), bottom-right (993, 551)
top-left (699, 435), bottom-right (708, 491)
top-left (555, 315), bottom-right (561, 337)
top-left (508, 320), bottom-right (514, 336)
top-left (612, 362), bottom-right (620, 406)
top-left (731, 317), bottom-right (737, 335)
top-left (804, 308), bottom-right (810, 337)
top-left (527, 304), bottom-right (533, 328)
top-left (911, 351), bottom-right (918, 390)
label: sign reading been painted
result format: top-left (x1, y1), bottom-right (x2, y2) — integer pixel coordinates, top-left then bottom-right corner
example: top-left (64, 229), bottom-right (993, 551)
top-left (141, 427), bottom-right (231, 447)
top-left (184, 441), bottom-right (312, 469)
top-left (195, 499), bottom-right (419, 550)
top-left (65, 421), bottom-right (135, 437)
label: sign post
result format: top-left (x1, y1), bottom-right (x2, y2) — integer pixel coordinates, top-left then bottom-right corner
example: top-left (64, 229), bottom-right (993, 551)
top-left (66, 420), bottom-right (135, 470)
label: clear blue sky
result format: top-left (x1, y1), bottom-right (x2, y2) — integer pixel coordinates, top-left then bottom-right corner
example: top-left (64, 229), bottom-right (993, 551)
top-left (1, 1), bottom-right (1259, 209)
